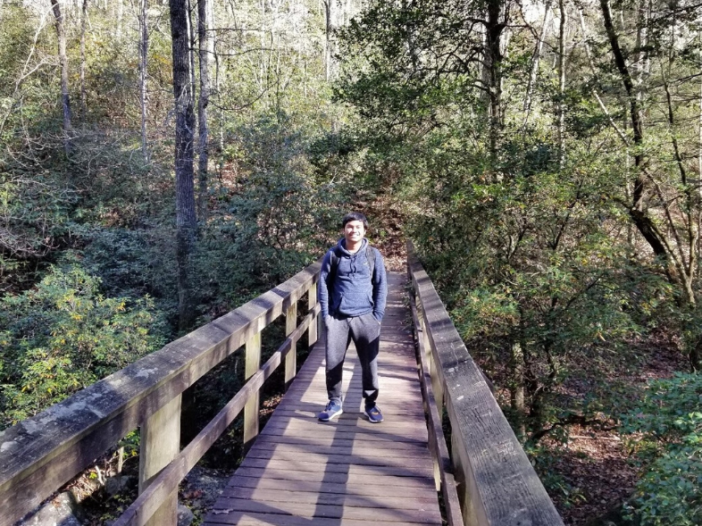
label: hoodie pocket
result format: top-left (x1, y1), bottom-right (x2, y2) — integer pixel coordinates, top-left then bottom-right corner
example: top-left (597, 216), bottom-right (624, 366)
top-left (339, 291), bottom-right (372, 312)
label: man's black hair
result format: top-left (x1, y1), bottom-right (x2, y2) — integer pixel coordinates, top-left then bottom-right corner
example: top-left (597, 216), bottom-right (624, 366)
top-left (342, 212), bottom-right (369, 229)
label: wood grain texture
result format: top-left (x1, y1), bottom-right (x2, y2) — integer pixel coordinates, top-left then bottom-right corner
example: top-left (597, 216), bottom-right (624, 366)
top-left (203, 272), bottom-right (443, 526)
top-left (408, 245), bottom-right (564, 526)
top-left (408, 273), bottom-right (464, 526)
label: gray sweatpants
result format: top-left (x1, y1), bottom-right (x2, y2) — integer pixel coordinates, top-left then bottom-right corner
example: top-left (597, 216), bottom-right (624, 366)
top-left (325, 313), bottom-right (381, 409)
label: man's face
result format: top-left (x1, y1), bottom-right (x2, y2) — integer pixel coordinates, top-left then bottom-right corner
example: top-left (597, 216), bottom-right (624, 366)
top-left (344, 220), bottom-right (366, 245)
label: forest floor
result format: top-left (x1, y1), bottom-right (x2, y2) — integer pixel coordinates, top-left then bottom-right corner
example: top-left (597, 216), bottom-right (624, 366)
top-left (531, 333), bottom-right (687, 525)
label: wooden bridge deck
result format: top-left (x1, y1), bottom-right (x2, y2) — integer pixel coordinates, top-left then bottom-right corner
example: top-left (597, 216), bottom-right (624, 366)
top-left (203, 272), bottom-right (443, 526)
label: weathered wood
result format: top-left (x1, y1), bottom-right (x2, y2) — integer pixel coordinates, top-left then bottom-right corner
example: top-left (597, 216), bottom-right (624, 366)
top-left (203, 272), bottom-right (444, 526)
top-left (0, 262), bottom-right (320, 526)
top-left (409, 278), bottom-right (463, 526)
top-left (224, 474), bottom-right (437, 495)
top-left (407, 244), bottom-right (564, 526)
top-left (205, 513), bottom-right (441, 526)
top-left (284, 302), bottom-right (298, 389)
top-left (218, 487), bottom-right (439, 508)
top-left (243, 332), bottom-right (261, 448)
top-left (113, 334), bottom-right (294, 526)
top-left (308, 283), bottom-right (318, 347)
top-left (210, 498), bottom-right (442, 523)
top-left (138, 394), bottom-right (181, 526)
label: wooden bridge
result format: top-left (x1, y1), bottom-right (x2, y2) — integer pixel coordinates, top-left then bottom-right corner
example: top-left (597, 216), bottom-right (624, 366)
top-left (0, 246), bottom-right (564, 526)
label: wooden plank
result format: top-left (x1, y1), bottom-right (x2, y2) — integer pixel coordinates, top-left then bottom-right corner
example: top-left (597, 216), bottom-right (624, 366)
top-left (260, 416), bottom-right (428, 434)
top-left (224, 475), bottom-right (437, 497)
top-left (238, 458), bottom-right (435, 479)
top-left (308, 284), bottom-right (318, 347)
top-left (249, 436), bottom-right (429, 455)
top-left (209, 498), bottom-right (442, 523)
top-left (231, 467), bottom-right (434, 487)
top-left (408, 246), bottom-right (564, 526)
top-left (244, 448), bottom-right (434, 468)
top-left (285, 302), bottom-right (298, 389)
top-left (258, 426), bottom-right (427, 444)
top-left (243, 332), bottom-right (262, 447)
top-left (138, 394), bottom-right (181, 526)
top-left (218, 487), bottom-right (439, 509)
top-left (205, 512), bottom-right (441, 526)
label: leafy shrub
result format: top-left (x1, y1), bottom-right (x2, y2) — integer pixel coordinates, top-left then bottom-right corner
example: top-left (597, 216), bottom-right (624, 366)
top-left (0, 261), bottom-right (167, 428)
top-left (621, 373), bottom-right (702, 525)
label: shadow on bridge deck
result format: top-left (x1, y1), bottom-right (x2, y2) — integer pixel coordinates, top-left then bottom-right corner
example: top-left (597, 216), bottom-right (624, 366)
top-left (202, 272), bottom-right (443, 526)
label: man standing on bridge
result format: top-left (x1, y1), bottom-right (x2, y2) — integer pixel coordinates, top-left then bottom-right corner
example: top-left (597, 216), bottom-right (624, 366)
top-left (317, 212), bottom-right (387, 423)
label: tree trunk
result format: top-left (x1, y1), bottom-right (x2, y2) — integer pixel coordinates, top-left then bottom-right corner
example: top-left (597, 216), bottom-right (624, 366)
top-left (116, 0), bottom-right (123, 40)
top-left (522, 0), bottom-right (552, 121)
top-left (557, 0), bottom-right (567, 168)
top-left (170, 0), bottom-right (198, 331)
top-left (187, 0), bottom-right (197, 114)
top-left (139, 0), bottom-right (150, 162)
top-left (197, 0), bottom-right (211, 221)
top-left (324, 0), bottom-right (332, 81)
top-left (80, 0), bottom-right (87, 120)
top-left (509, 337), bottom-right (526, 440)
top-left (485, 0), bottom-right (505, 162)
top-left (599, 0), bottom-right (668, 260)
top-left (51, 0), bottom-right (72, 155)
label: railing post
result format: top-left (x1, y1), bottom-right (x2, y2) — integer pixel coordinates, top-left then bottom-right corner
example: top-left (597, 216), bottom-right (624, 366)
top-left (138, 394), bottom-right (181, 525)
top-left (285, 302), bottom-right (298, 390)
top-left (243, 331), bottom-right (262, 448)
top-left (308, 283), bottom-right (318, 347)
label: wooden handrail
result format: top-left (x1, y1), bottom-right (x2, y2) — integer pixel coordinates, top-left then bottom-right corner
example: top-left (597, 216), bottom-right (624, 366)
top-left (113, 306), bottom-right (320, 526)
top-left (407, 269), bottom-right (463, 526)
top-left (407, 243), bottom-right (564, 526)
top-left (0, 261), bottom-right (321, 526)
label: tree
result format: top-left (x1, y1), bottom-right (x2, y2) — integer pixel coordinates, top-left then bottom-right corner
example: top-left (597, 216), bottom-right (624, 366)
top-left (197, 0), bottom-right (211, 220)
top-left (170, 0), bottom-right (198, 331)
top-left (139, 0), bottom-right (149, 161)
top-left (50, 0), bottom-right (72, 155)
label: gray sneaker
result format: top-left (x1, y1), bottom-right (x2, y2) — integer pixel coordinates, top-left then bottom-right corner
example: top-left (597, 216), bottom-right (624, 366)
top-left (318, 400), bottom-right (343, 421)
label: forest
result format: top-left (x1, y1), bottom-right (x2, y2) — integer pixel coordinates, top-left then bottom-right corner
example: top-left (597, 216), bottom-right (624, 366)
top-left (1, 0), bottom-right (701, 524)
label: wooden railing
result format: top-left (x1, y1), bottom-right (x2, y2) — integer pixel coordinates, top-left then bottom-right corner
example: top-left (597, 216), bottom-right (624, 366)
top-left (407, 244), bottom-right (565, 526)
top-left (0, 261), bottom-right (321, 526)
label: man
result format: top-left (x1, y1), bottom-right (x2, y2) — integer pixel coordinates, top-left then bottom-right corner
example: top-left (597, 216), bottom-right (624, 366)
top-left (317, 212), bottom-right (388, 423)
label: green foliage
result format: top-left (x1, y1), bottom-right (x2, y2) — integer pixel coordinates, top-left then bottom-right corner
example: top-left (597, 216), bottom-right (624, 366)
top-left (621, 373), bottom-right (702, 525)
top-left (202, 114), bottom-right (349, 296)
top-left (0, 260), bottom-right (167, 428)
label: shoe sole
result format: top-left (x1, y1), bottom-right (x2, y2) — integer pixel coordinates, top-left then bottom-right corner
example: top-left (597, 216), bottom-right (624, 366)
top-left (364, 411), bottom-right (383, 423)
top-left (318, 409), bottom-right (343, 422)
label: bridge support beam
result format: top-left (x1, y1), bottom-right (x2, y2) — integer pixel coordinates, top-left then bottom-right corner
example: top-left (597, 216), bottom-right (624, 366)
top-left (285, 302), bottom-right (298, 390)
top-left (138, 394), bottom-right (182, 526)
top-left (308, 283), bottom-right (318, 347)
top-left (243, 331), bottom-right (262, 448)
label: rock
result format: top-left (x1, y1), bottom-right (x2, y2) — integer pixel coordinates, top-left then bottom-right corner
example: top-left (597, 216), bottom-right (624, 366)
top-left (182, 466), bottom-right (230, 511)
top-left (105, 475), bottom-right (134, 495)
top-left (18, 492), bottom-right (84, 526)
top-left (177, 503), bottom-right (194, 526)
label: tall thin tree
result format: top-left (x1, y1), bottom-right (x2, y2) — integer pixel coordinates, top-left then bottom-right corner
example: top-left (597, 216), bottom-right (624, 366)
top-left (139, 0), bottom-right (150, 161)
top-left (557, 0), bottom-right (567, 168)
top-left (197, 0), bottom-right (212, 220)
top-left (80, 0), bottom-right (87, 120)
top-left (170, 0), bottom-right (198, 332)
top-left (50, 0), bottom-right (72, 155)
